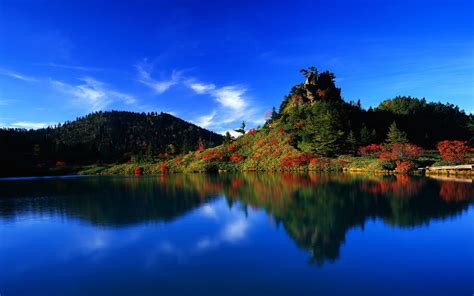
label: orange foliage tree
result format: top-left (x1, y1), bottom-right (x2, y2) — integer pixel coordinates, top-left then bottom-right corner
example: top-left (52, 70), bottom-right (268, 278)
top-left (230, 153), bottom-right (245, 163)
top-left (280, 153), bottom-right (313, 169)
top-left (201, 150), bottom-right (224, 162)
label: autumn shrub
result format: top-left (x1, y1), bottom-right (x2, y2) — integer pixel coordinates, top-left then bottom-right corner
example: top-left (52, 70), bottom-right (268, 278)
top-left (280, 152), bottom-right (313, 169)
top-left (437, 140), bottom-right (471, 164)
top-left (358, 144), bottom-right (383, 157)
top-left (247, 128), bottom-right (257, 136)
top-left (395, 160), bottom-right (416, 174)
top-left (201, 150), bottom-right (224, 162)
top-left (134, 167), bottom-right (143, 176)
top-left (230, 153), bottom-right (245, 163)
top-left (379, 143), bottom-right (423, 161)
top-left (308, 157), bottom-right (344, 171)
top-left (226, 143), bottom-right (237, 153)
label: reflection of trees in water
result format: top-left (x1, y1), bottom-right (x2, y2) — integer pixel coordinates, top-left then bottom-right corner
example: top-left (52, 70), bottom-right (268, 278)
top-left (440, 181), bottom-right (473, 202)
top-left (0, 173), bottom-right (472, 264)
top-left (222, 173), bottom-right (473, 265)
top-left (0, 175), bottom-right (222, 225)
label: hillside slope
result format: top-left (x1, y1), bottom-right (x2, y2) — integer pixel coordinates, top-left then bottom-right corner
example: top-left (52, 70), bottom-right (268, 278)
top-left (0, 111), bottom-right (223, 176)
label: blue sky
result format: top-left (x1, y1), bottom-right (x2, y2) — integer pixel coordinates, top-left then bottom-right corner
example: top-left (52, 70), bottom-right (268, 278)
top-left (0, 0), bottom-right (473, 133)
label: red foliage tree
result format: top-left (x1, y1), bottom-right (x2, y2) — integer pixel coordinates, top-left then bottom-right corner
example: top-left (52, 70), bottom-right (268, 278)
top-left (395, 160), bottom-right (416, 174)
top-left (358, 144), bottom-right (383, 157)
top-left (389, 143), bottom-right (424, 160)
top-left (280, 153), bottom-right (313, 169)
top-left (379, 143), bottom-right (423, 161)
top-left (247, 128), bottom-right (256, 136)
top-left (230, 153), bottom-right (245, 163)
top-left (437, 140), bottom-right (471, 163)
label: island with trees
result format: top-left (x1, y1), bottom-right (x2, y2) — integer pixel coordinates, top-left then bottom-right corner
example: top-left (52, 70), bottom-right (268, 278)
top-left (1, 67), bottom-right (473, 177)
top-left (101, 67), bottom-right (473, 176)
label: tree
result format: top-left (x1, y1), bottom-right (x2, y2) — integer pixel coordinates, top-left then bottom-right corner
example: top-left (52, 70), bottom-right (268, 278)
top-left (359, 125), bottom-right (376, 146)
top-left (346, 130), bottom-right (358, 155)
top-left (437, 140), bottom-right (471, 164)
top-left (386, 121), bottom-right (408, 145)
top-left (303, 102), bottom-right (344, 156)
top-left (271, 107), bottom-right (278, 120)
top-left (234, 121), bottom-right (246, 135)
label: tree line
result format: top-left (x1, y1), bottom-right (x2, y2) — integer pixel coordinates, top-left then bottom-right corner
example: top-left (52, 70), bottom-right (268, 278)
top-left (0, 111), bottom-right (223, 176)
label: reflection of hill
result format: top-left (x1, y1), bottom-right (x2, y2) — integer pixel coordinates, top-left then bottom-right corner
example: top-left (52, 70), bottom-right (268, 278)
top-left (0, 174), bottom-right (472, 264)
top-left (220, 173), bottom-right (473, 265)
top-left (0, 175), bottom-right (221, 226)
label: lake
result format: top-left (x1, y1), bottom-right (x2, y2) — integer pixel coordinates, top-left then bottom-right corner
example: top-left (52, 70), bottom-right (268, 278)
top-left (0, 173), bottom-right (473, 295)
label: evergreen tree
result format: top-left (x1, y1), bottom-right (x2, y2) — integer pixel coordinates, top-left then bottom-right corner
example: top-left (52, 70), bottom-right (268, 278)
top-left (271, 107), bottom-right (278, 120)
top-left (303, 102), bottom-right (344, 156)
top-left (359, 125), bottom-right (376, 145)
top-left (234, 121), bottom-right (246, 135)
top-left (346, 130), bottom-right (358, 155)
top-left (386, 121), bottom-right (408, 145)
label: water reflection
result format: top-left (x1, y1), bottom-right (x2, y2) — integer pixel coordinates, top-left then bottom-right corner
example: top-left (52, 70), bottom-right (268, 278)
top-left (0, 173), bottom-right (472, 265)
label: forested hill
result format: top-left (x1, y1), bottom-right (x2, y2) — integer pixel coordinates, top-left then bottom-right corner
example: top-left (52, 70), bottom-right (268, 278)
top-left (278, 67), bottom-right (473, 152)
top-left (0, 111), bottom-right (223, 176)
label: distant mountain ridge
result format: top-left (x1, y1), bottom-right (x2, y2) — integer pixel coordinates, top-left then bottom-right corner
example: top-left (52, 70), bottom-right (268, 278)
top-left (0, 111), bottom-right (223, 176)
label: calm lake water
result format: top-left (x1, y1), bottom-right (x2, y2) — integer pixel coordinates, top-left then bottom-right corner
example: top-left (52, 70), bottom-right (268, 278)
top-left (0, 173), bottom-right (473, 296)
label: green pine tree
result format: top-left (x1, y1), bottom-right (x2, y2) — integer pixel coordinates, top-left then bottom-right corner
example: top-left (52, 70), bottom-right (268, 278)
top-left (234, 121), bottom-right (246, 135)
top-left (303, 102), bottom-right (344, 156)
top-left (359, 124), bottom-right (376, 145)
top-left (386, 121), bottom-right (408, 145)
top-left (346, 130), bottom-right (358, 155)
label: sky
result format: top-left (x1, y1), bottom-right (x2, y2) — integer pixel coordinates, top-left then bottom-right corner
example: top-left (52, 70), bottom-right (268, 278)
top-left (0, 0), bottom-right (473, 134)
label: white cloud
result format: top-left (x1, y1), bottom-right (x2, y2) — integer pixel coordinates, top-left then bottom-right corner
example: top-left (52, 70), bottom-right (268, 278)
top-left (0, 68), bottom-right (37, 82)
top-left (186, 79), bottom-right (263, 132)
top-left (213, 86), bottom-right (247, 110)
top-left (136, 63), bottom-right (181, 94)
top-left (51, 77), bottom-right (136, 111)
top-left (188, 82), bottom-right (216, 94)
top-left (195, 110), bottom-right (217, 128)
top-left (9, 121), bottom-right (54, 129)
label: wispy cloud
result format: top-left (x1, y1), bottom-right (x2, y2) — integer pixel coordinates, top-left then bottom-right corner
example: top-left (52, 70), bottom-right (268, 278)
top-left (195, 110), bottom-right (217, 128)
top-left (51, 77), bottom-right (136, 111)
top-left (0, 99), bottom-right (19, 106)
top-left (186, 80), bottom-right (263, 132)
top-left (8, 121), bottom-right (54, 129)
top-left (213, 86), bottom-right (247, 110)
top-left (0, 68), bottom-right (37, 82)
top-left (36, 62), bottom-right (102, 72)
top-left (188, 82), bottom-right (216, 94)
top-left (136, 63), bottom-right (182, 94)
